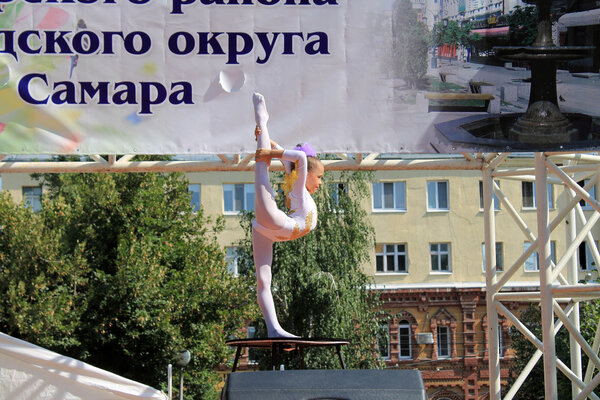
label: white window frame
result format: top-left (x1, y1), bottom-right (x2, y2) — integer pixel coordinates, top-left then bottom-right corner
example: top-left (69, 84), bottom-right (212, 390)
top-left (437, 325), bottom-right (451, 358)
top-left (427, 181), bottom-right (449, 211)
top-left (522, 182), bottom-right (554, 210)
top-left (398, 322), bottom-right (412, 359)
top-left (482, 242), bottom-right (504, 272)
top-left (479, 180), bottom-right (500, 211)
top-left (522, 181), bottom-right (535, 208)
top-left (378, 324), bottom-right (390, 360)
top-left (372, 181), bottom-right (406, 212)
top-left (524, 241), bottom-right (557, 272)
top-left (579, 241), bottom-right (599, 271)
top-left (430, 243), bottom-right (451, 273)
top-left (188, 184), bottom-right (201, 212)
top-left (579, 179), bottom-right (597, 210)
top-left (246, 325), bottom-right (259, 364)
top-left (376, 244), bottom-right (408, 274)
top-left (328, 182), bottom-right (348, 209)
top-left (22, 186), bottom-right (42, 212)
top-left (247, 325), bottom-right (256, 339)
top-left (498, 323), bottom-right (504, 359)
top-left (225, 247), bottom-right (241, 277)
top-left (223, 183), bottom-right (254, 214)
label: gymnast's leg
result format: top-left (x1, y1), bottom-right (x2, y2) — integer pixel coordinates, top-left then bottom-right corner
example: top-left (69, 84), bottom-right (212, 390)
top-left (252, 93), bottom-right (297, 338)
top-left (253, 227), bottom-right (298, 338)
top-left (253, 93), bottom-right (286, 229)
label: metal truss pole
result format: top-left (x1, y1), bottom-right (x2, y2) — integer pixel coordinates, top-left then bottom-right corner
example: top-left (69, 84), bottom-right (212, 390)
top-left (484, 160), bottom-right (502, 400)
top-left (566, 178), bottom-right (583, 399)
top-left (0, 154), bottom-right (485, 173)
top-left (535, 152), bottom-right (558, 399)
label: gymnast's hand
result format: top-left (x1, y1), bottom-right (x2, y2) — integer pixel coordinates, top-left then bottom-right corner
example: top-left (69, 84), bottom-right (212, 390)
top-left (255, 148), bottom-right (283, 163)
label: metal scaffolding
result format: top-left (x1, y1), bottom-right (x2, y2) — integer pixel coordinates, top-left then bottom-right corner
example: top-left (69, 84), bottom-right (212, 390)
top-left (0, 153), bottom-right (485, 174)
top-left (2, 151), bottom-right (600, 397)
top-left (484, 152), bottom-right (600, 400)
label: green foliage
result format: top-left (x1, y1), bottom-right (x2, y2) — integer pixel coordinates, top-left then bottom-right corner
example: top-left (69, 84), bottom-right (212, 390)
top-left (392, 0), bottom-right (430, 88)
top-left (508, 302), bottom-right (600, 398)
top-left (0, 192), bottom-right (85, 351)
top-left (0, 172), bottom-right (258, 399)
top-left (506, 6), bottom-right (538, 46)
top-left (236, 170), bottom-right (384, 370)
top-left (431, 20), bottom-right (481, 48)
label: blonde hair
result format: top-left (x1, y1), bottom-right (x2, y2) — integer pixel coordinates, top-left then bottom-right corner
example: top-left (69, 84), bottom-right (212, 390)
top-left (282, 166), bottom-right (298, 209)
top-left (281, 155), bottom-right (321, 208)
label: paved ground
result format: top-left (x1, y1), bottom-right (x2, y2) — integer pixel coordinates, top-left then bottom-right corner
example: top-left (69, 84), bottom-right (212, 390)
top-left (431, 58), bottom-right (600, 117)
top-left (384, 57), bottom-right (600, 153)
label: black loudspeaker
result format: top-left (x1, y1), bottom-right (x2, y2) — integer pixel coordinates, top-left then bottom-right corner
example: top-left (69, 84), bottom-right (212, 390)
top-left (221, 369), bottom-right (427, 400)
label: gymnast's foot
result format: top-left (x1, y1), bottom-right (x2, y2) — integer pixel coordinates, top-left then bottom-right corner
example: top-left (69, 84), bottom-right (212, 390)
top-left (268, 328), bottom-right (300, 339)
top-left (253, 92), bottom-right (269, 127)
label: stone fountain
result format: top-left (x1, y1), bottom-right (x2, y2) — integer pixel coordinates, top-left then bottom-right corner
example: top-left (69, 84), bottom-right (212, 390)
top-left (433, 0), bottom-right (598, 151)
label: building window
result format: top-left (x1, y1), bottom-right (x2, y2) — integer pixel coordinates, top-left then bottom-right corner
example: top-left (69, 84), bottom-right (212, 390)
top-left (376, 244), bottom-right (407, 273)
top-left (524, 241), bottom-right (557, 271)
top-left (437, 326), bottom-right (451, 358)
top-left (246, 325), bottom-right (259, 364)
top-left (522, 182), bottom-right (554, 209)
top-left (223, 183), bottom-right (254, 213)
top-left (578, 179), bottom-right (597, 210)
top-left (22, 186), bottom-right (42, 212)
top-left (427, 181), bottom-right (449, 211)
top-left (378, 324), bottom-right (390, 360)
top-left (328, 182), bottom-right (347, 208)
top-left (498, 324), bottom-right (505, 358)
top-left (430, 243), bottom-right (451, 272)
top-left (522, 181), bottom-right (534, 208)
top-left (188, 184), bottom-right (201, 212)
top-left (479, 180), bottom-right (500, 210)
top-left (372, 182), bottom-right (406, 211)
top-left (579, 242), bottom-right (598, 271)
top-left (482, 242), bottom-right (504, 272)
top-left (225, 247), bottom-right (241, 277)
top-left (398, 321), bottom-right (412, 359)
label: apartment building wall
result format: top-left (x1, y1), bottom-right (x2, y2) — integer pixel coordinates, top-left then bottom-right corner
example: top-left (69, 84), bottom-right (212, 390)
top-left (186, 170), bottom-right (254, 247)
top-left (369, 169), bottom-right (594, 286)
top-left (3, 167), bottom-right (598, 286)
top-left (1, 173), bottom-right (41, 205)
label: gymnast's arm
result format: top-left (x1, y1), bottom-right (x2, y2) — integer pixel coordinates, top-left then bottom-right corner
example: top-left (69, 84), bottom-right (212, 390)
top-left (271, 139), bottom-right (292, 174)
top-left (280, 150), bottom-right (307, 198)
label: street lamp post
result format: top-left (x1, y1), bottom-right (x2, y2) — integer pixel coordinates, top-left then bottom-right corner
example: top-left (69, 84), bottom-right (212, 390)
top-left (174, 349), bottom-right (191, 400)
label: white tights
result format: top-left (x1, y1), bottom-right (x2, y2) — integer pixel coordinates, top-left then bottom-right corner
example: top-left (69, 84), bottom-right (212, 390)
top-left (253, 93), bottom-right (298, 338)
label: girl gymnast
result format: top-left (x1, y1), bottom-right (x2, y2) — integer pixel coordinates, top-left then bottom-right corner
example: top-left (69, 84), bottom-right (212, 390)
top-left (252, 93), bottom-right (324, 338)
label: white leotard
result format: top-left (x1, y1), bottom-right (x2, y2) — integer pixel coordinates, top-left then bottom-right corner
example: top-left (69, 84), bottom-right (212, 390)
top-left (252, 149), bottom-right (318, 242)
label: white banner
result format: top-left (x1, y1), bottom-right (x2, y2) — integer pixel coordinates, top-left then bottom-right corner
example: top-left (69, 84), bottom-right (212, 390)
top-left (1, 0), bottom-right (596, 154)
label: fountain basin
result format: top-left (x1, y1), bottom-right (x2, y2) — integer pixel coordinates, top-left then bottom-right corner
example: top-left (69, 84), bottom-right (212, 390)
top-left (433, 113), bottom-right (600, 152)
top-left (495, 46), bottom-right (595, 62)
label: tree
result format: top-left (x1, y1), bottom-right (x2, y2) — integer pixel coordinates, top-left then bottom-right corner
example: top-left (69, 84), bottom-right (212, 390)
top-left (431, 20), bottom-right (481, 49)
top-left (0, 168), bottom-right (258, 399)
top-left (236, 169), bottom-right (384, 370)
top-left (0, 191), bottom-right (85, 351)
top-left (508, 302), bottom-right (600, 398)
top-left (392, 0), bottom-right (430, 88)
top-left (506, 6), bottom-right (538, 46)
